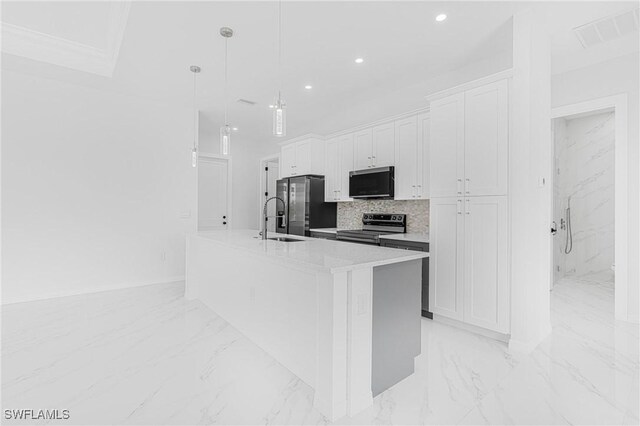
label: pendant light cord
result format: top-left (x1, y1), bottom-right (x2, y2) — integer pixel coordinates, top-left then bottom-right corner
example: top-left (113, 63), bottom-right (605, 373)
top-left (224, 36), bottom-right (229, 126)
top-left (278, 0), bottom-right (282, 102)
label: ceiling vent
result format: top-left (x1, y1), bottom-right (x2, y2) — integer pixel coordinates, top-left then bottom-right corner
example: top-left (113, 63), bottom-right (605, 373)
top-left (237, 98), bottom-right (257, 106)
top-left (573, 7), bottom-right (639, 48)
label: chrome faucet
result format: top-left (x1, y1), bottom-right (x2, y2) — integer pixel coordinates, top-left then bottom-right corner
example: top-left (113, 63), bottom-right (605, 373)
top-left (261, 196), bottom-right (286, 240)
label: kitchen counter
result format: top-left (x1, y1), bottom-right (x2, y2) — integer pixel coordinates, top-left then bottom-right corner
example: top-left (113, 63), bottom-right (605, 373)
top-left (380, 232), bottom-right (430, 244)
top-left (186, 229), bottom-right (425, 421)
top-left (192, 229), bottom-right (426, 273)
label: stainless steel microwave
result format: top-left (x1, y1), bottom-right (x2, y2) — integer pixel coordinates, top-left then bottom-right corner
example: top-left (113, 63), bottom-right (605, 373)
top-left (349, 166), bottom-right (395, 199)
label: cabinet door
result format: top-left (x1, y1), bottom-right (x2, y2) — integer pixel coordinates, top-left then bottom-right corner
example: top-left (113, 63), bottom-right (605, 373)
top-left (429, 197), bottom-right (464, 321)
top-left (295, 141), bottom-right (312, 175)
top-left (463, 196), bottom-right (508, 332)
top-left (324, 138), bottom-right (340, 202)
top-left (430, 93), bottom-right (464, 198)
top-left (337, 133), bottom-right (354, 201)
top-left (372, 122), bottom-right (395, 167)
top-left (394, 116), bottom-right (418, 200)
top-left (353, 129), bottom-right (373, 170)
top-left (281, 144), bottom-right (296, 178)
top-left (464, 80), bottom-right (508, 196)
top-left (417, 112), bottom-right (430, 199)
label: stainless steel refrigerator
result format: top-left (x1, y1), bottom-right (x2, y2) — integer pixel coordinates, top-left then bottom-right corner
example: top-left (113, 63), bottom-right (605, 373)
top-left (275, 175), bottom-right (337, 236)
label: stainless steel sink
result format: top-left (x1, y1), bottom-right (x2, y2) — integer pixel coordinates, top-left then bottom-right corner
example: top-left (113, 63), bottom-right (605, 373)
top-left (268, 237), bottom-right (304, 242)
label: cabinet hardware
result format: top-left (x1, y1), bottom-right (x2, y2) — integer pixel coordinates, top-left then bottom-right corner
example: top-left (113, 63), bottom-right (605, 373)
top-left (457, 178), bottom-right (462, 195)
top-left (466, 199), bottom-right (470, 215)
top-left (457, 199), bottom-right (462, 215)
top-left (465, 178), bottom-right (470, 194)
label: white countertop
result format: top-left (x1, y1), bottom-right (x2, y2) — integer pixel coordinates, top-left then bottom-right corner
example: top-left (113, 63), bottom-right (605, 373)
top-left (191, 229), bottom-right (428, 273)
top-left (380, 233), bottom-right (430, 244)
top-left (309, 228), bottom-right (340, 234)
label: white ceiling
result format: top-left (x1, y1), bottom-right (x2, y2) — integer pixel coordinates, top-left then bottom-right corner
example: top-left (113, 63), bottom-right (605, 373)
top-left (2, 1), bottom-right (638, 144)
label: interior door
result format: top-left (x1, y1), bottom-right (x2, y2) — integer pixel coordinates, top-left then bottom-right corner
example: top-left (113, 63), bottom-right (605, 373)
top-left (394, 116), bottom-right (418, 200)
top-left (464, 80), bottom-right (508, 196)
top-left (463, 196), bottom-right (508, 332)
top-left (372, 122), bottom-right (395, 167)
top-left (429, 197), bottom-right (464, 320)
top-left (198, 156), bottom-right (229, 231)
top-left (353, 129), bottom-right (373, 170)
top-left (287, 176), bottom-right (308, 236)
top-left (430, 93), bottom-right (465, 198)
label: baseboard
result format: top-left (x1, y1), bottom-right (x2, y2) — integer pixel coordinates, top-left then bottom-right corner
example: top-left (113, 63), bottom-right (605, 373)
top-left (1, 276), bottom-right (185, 306)
top-left (432, 314), bottom-right (510, 343)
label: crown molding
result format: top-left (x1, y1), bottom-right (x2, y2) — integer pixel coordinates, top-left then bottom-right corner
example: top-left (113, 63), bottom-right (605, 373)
top-left (1, 1), bottom-right (131, 77)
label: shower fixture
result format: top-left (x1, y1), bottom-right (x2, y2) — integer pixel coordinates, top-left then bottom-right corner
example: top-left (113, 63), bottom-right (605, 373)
top-left (564, 197), bottom-right (573, 254)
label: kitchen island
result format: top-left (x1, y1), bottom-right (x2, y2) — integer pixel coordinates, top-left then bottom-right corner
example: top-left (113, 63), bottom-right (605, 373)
top-left (185, 230), bottom-right (428, 421)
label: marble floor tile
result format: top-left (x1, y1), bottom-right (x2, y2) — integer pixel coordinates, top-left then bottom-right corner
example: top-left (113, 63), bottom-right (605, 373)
top-left (2, 276), bottom-right (637, 425)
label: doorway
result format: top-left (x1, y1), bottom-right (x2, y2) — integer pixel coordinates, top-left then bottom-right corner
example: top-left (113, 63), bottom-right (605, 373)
top-left (552, 110), bottom-right (615, 289)
top-left (198, 154), bottom-right (231, 231)
top-left (550, 94), bottom-right (629, 321)
top-left (258, 155), bottom-right (280, 232)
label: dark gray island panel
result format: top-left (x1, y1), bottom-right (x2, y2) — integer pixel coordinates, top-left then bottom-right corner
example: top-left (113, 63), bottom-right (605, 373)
top-left (371, 259), bottom-right (422, 396)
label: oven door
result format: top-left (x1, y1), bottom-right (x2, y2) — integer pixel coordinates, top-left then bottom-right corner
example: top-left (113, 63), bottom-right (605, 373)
top-left (349, 166), bottom-right (394, 199)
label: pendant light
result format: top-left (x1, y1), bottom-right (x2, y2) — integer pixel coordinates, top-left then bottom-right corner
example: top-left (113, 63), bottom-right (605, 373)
top-left (272, 0), bottom-right (286, 137)
top-left (220, 27), bottom-right (233, 156)
top-left (190, 65), bottom-right (201, 168)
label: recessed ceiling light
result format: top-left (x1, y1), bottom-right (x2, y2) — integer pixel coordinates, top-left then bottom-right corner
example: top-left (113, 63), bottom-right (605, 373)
top-left (268, 104), bottom-right (275, 109)
top-left (232, 127), bottom-right (238, 131)
top-left (304, 85), bottom-right (313, 90)
top-left (435, 13), bottom-right (447, 22)
top-left (355, 57), bottom-right (364, 64)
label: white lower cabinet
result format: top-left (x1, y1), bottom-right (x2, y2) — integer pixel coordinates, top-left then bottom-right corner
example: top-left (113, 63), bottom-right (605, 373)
top-left (429, 197), bottom-right (464, 321)
top-left (429, 196), bottom-right (509, 333)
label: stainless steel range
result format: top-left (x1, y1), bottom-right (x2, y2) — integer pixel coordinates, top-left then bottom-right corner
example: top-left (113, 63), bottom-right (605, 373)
top-left (336, 213), bottom-right (406, 245)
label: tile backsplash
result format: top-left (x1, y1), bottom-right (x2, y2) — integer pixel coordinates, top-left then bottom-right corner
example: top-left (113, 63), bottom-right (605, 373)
top-left (337, 199), bottom-right (429, 233)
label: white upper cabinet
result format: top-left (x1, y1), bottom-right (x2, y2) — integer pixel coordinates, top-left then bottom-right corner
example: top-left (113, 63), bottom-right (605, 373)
top-left (325, 133), bottom-right (355, 202)
top-left (279, 137), bottom-right (325, 178)
top-left (464, 80), bottom-right (508, 196)
top-left (395, 113), bottom-right (430, 200)
top-left (429, 79), bottom-right (508, 198)
top-left (281, 144), bottom-right (296, 178)
top-left (295, 140), bottom-right (312, 175)
top-left (353, 129), bottom-right (373, 170)
top-left (430, 93), bottom-right (465, 198)
top-left (371, 122), bottom-right (395, 168)
top-left (353, 122), bottom-right (395, 170)
top-left (417, 112), bottom-right (430, 199)
top-left (394, 116), bottom-right (418, 200)
top-left (337, 133), bottom-right (354, 201)
top-left (324, 138), bottom-right (340, 201)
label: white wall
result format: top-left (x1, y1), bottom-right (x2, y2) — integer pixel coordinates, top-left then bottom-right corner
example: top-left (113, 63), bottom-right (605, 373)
top-left (1, 70), bottom-right (196, 304)
top-left (551, 52), bottom-right (640, 321)
top-left (509, 8), bottom-right (553, 352)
